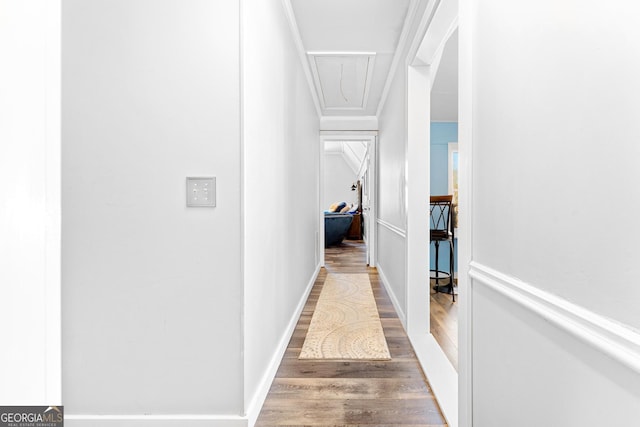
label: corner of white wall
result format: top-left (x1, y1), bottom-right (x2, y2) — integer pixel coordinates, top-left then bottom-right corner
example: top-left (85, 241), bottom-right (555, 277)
top-left (244, 264), bottom-right (320, 427)
top-left (0, 0), bottom-right (61, 405)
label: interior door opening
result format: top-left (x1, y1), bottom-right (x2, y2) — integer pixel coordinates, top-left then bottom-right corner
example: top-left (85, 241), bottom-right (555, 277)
top-left (429, 29), bottom-right (459, 371)
top-left (319, 134), bottom-right (377, 268)
top-left (405, 12), bottom-right (464, 424)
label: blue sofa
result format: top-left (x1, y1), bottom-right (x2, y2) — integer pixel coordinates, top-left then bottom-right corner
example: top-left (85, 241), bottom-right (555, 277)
top-left (324, 213), bottom-right (354, 247)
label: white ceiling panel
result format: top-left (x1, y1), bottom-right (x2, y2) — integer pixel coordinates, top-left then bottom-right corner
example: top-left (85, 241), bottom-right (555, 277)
top-left (291, 0), bottom-right (411, 52)
top-left (309, 53), bottom-right (375, 110)
top-left (290, 0), bottom-right (413, 117)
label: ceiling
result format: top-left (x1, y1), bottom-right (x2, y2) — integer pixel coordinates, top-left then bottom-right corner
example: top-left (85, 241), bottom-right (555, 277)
top-left (325, 141), bottom-right (368, 174)
top-left (289, 0), bottom-right (458, 121)
top-left (290, 0), bottom-right (413, 117)
top-left (430, 29), bottom-right (458, 122)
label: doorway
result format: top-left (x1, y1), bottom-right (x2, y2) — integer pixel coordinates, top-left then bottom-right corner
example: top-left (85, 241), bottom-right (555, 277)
top-left (404, 6), bottom-right (469, 426)
top-left (319, 133), bottom-right (377, 268)
top-left (429, 29), bottom-right (459, 371)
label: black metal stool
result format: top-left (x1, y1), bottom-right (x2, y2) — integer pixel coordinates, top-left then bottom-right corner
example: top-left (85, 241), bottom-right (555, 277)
top-left (430, 195), bottom-right (456, 302)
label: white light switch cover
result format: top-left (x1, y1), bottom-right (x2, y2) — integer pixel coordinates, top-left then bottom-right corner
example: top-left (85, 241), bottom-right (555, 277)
top-left (186, 177), bottom-right (216, 207)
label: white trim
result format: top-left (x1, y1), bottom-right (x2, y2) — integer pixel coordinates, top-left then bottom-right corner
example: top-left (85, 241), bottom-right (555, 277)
top-left (376, 264), bottom-right (407, 327)
top-left (404, 2), bottom-right (463, 425)
top-left (307, 51), bottom-right (377, 56)
top-left (239, 0), bottom-right (247, 417)
top-left (376, 0), bottom-right (422, 117)
top-left (457, 0), bottom-right (474, 423)
top-left (307, 52), bottom-right (376, 112)
top-left (448, 142), bottom-right (459, 237)
top-left (245, 264), bottom-right (321, 426)
top-left (319, 136), bottom-right (325, 265)
top-left (280, 0), bottom-right (322, 117)
top-left (376, 218), bottom-right (407, 238)
top-left (361, 55), bottom-right (376, 111)
top-left (319, 116), bottom-right (378, 131)
top-left (65, 415), bottom-right (247, 427)
top-left (320, 133), bottom-right (377, 267)
top-left (406, 0), bottom-right (441, 66)
top-left (447, 142), bottom-right (458, 196)
top-left (404, 64), bottom-right (462, 426)
top-left (44, 0), bottom-right (62, 405)
top-left (405, 64), bottom-right (431, 343)
top-left (410, 330), bottom-right (459, 427)
top-left (367, 136), bottom-right (377, 267)
top-left (413, 0), bottom-right (458, 65)
top-left (469, 262), bottom-right (640, 374)
top-left (319, 130), bottom-right (378, 136)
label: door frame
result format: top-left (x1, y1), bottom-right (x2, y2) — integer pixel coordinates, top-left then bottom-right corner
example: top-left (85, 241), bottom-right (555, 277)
top-left (319, 131), bottom-right (377, 268)
top-left (403, 0), bottom-right (472, 426)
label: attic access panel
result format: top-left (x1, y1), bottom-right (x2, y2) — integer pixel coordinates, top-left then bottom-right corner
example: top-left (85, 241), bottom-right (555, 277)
top-left (308, 52), bottom-right (376, 110)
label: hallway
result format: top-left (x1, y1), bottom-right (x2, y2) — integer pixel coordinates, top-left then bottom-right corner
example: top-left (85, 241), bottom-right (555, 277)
top-left (256, 241), bottom-right (447, 426)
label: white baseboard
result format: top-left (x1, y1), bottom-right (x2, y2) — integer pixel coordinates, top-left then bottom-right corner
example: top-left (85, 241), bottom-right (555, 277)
top-left (409, 331), bottom-right (459, 427)
top-left (469, 261), bottom-right (640, 374)
top-left (376, 264), bottom-right (406, 327)
top-left (64, 415), bottom-right (247, 427)
top-left (244, 263), bottom-right (321, 426)
top-left (65, 264), bottom-right (322, 427)
top-left (377, 251), bottom-right (457, 426)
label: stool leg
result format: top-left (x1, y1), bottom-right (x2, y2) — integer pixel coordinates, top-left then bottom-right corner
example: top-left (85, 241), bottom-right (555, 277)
top-left (450, 239), bottom-right (455, 302)
top-left (434, 241), bottom-right (440, 289)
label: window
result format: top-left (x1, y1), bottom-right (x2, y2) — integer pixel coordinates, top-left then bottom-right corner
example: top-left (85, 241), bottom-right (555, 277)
top-left (448, 142), bottom-right (458, 230)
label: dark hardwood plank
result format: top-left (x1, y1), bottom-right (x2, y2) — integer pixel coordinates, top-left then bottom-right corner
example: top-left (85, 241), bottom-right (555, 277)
top-left (430, 282), bottom-right (458, 371)
top-left (275, 359), bottom-right (424, 379)
top-left (259, 398), bottom-right (445, 426)
top-left (266, 378), bottom-right (432, 399)
top-left (255, 241), bottom-right (447, 427)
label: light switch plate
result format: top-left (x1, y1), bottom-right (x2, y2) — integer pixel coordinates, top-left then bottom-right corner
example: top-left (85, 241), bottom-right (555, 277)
top-left (186, 177), bottom-right (216, 207)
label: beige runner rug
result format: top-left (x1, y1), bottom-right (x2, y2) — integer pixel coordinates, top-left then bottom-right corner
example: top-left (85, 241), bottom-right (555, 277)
top-left (299, 273), bottom-right (391, 360)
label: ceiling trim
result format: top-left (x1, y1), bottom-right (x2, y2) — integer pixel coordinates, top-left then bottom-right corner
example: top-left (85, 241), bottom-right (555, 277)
top-left (406, 0), bottom-right (442, 66)
top-left (319, 130), bottom-right (378, 137)
top-left (359, 55), bottom-right (375, 112)
top-left (307, 51), bottom-right (377, 56)
top-left (307, 52), bottom-right (377, 111)
top-left (375, 0), bottom-right (425, 117)
top-left (413, 0), bottom-right (458, 65)
top-left (320, 116), bottom-right (378, 131)
top-left (281, 0), bottom-right (322, 117)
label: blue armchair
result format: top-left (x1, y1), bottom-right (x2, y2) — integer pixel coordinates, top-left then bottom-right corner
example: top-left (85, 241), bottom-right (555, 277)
top-left (324, 213), bottom-right (353, 247)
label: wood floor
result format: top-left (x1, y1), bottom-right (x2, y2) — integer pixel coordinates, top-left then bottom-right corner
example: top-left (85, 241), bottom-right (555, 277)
top-left (430, 283), bottom-right (458, 371)
top-left (256, 240), bottom-right (447, 427)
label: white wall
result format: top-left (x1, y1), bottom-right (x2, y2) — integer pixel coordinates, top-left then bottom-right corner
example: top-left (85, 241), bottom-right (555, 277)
top-left (0, 0), bottom-right (60, 405)
top-left (375, 0), bottom-right (436, 325)
top-left (320, 116), bottom-right (378, 131)
top-left (242, 0), bottom-right (320, 421)
top-left (467, 0), bottom-right (640, 425)
top-left (323, 153), bottom-right (357, 209)
top-left (377, 66), bottom-right (408, 321)
top-left (62, 0), bottom-right (243, 421)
